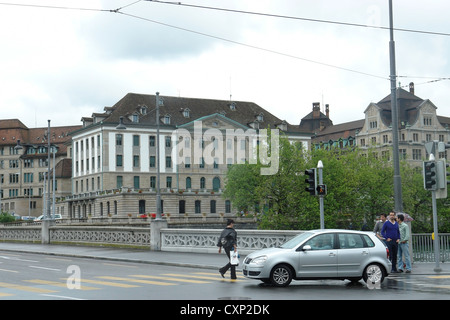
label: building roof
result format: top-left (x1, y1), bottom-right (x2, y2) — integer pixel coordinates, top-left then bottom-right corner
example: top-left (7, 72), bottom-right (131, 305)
top-left (80, 93), bottom-right (310, 135)
top-left (0, 119), bottom-right (81, 155)
top-left (374, 87), bottom-right (427, 127)
top-left (313, 119), bottom-right (364, 142)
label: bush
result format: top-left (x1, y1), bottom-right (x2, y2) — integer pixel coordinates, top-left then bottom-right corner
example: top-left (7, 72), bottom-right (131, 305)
top-left (0, 212), bottom-right (16, 223)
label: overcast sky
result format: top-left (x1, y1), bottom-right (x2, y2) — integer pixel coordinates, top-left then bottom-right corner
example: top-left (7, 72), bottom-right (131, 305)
top-left (1, 0), bottom-right (449, 129)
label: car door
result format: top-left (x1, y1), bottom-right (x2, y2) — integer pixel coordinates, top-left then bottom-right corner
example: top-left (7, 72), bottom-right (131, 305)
top-left (297, 233), bottom-right (338, 278)
top-left (337, 233), bottom-right (369, 277)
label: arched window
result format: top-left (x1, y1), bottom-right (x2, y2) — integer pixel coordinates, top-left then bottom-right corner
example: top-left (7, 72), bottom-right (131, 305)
top-left (200, 177), bottom-right (206, 189)
top-left (186, 177), bottom-right (191, 189)
top-left (212, 177), bottom-right (220, 191)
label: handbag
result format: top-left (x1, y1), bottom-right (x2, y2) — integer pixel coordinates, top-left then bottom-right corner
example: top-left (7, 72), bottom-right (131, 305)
top-left (230, 250), bottom-right (239, 266)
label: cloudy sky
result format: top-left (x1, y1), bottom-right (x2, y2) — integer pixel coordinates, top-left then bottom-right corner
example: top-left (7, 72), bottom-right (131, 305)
top-left (1, 0), bottom-right (449, 129)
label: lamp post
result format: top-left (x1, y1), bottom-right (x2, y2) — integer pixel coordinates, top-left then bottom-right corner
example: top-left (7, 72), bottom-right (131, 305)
top-left (14, 140), bottom-right (23, 218)
top-left (155, 92), bottom-right (163, 220)
top-left (388, 0), bottom-right (403, 213)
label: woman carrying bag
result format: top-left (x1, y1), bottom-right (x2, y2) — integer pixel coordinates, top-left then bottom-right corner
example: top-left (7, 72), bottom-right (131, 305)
top-left (217, 219), bottom-right (238, 280)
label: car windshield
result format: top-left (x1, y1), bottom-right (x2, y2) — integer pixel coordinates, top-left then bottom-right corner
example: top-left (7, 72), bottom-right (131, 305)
top-left (280, 232), bottom-right (313, 249)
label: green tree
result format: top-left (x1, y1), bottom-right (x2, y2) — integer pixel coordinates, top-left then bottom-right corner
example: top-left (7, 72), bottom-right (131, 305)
top-left (224, 135), bottom-right (450, 232)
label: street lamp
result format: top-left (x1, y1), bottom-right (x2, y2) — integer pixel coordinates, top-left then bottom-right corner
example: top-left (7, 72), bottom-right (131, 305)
top-left (155, 92), bottom-right (164, 220)
top-left (14, 140), bottom-right (23, 217)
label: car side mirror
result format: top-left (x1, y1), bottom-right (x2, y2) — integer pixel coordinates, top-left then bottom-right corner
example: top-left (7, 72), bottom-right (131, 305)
top-left (302, 245), bottom-right (312, 251)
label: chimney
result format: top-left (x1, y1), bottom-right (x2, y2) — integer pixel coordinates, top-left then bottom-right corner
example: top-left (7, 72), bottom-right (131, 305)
top-left (409, 82), bottom-right (415, 95)
top-left (312, 102), bottom-right (320, 119)
top-left (325, 104), bottom-right (329, 118)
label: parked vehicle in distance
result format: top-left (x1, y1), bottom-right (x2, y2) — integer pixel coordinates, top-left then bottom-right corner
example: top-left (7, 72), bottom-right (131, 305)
top-left (243, 229), bottom-right (391, 287)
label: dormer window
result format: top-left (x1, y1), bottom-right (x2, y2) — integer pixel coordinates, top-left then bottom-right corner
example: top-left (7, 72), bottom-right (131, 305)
top-left (140, 106), bottom-right (148, 115)
top-left (277, 120), bottom-right (287, 131)
top-left (164, 114), bottom-right (171, 125)
top-left (183, 108), bottom-right (190, 118)
top-left (229, 102), bottom-right (236, 111)
top-left (257, 113), bottom-right (264, 122)
top-left (132, 113), bottom-right (139, 123)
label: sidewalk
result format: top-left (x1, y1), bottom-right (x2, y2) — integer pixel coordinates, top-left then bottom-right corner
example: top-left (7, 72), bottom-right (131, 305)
top-left (0, 242), bottom-right (449, 275)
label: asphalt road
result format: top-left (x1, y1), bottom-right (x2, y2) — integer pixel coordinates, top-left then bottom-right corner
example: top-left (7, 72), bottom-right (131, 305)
top-left (1, 250), bottom-right (449, 302)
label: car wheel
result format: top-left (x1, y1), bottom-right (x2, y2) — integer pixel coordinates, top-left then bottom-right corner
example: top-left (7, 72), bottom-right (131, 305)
top-left (363, 263), bottom-right (384, 284)
top-left (270, 264), bottom-right (293, 287)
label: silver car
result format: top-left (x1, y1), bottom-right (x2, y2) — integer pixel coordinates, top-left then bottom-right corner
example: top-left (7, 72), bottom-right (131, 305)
top-left (243, 229), bottom-right (391, 287)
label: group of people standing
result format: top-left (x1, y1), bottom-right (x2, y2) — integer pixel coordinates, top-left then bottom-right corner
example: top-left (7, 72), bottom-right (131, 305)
top-left (374, 211), bottom-right (412, 273)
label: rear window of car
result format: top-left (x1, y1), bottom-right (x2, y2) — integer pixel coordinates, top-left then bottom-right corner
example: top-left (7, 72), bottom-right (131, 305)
top-left (362, 234), bottom-right (375, 247)
top-left (338, 233), bottom-right (375, 249)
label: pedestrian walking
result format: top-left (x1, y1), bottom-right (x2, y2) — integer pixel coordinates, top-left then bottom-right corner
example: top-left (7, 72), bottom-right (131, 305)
top-left (381, 211), bottom-right (400, 273)
top-left (397, 214), bottom-right (412, 273)
top-left (217, 219), bottom-right (238, 280)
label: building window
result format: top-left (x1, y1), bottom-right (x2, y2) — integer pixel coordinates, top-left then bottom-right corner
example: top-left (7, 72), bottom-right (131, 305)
top-left (225, 200), bottom-right (231, 213)
top-left (150, 156), bottom-right (156, 168)
top-left (186, 177), bottom-right (191, 189)
top-left (165, 136), bottom-right (171, 147)
top-left (116, 134), bottom-right (123, 146)
top-left (412, 149), bottom-right (422, 160)
top-left (134, 176), bottom-right (140, 189)
top-left (116, 155), bottom-right (123, 167)
top-left (150, 176), bottom-right (156, 188)
top-left (183, 109), bottom-right (190, 118)
top-left (166, 176), bottom-right (172, 188)
top-left (179, 200), bottom-right (186, 214)
top-left (117, 176), bottom-right (123, 189)
top-left (149, 136), bottom-right (155, 147)
top-left (133, 155), bottom-right (140, 167)
top-left (213, 177), bottom-right (220, 191)
top-left (200, 177), bottom-right (206, 189)
top-left (210, 200), bottom-right (216, 214)
top-left (166, 156), bottom-right (172, 168)
top-left (133, 135), bottom-right (140, 146)
top-left (195, 200), bottom-right (201, 214)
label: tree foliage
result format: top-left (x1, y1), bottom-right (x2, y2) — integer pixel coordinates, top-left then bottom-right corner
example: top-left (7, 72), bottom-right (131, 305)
top-left (224, 135), bottom-right (450, 232)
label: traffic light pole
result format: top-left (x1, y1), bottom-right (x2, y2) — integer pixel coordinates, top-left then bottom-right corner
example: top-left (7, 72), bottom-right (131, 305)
top-left (431, 189), bottom-right (441, 272)
top-left (318, 161), bottom-right (324, 229)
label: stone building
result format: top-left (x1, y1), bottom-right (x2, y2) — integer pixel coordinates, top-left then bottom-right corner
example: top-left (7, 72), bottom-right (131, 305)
top-left (60, 93), bottom-right (311, 219)
top-left (0, 119), bottom-right (80, 217)
top-left (312, 84), bottom-right (450, 165)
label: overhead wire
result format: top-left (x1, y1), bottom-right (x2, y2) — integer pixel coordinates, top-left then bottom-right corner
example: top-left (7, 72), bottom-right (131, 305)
top-left (0, 1), bottom-right (448, 83)
top-left (148, 0), bottom-right (450, 38)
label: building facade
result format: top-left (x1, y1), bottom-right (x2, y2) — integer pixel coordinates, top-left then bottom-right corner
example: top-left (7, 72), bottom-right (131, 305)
top-left (312, 84), bottom-right (450, 165)
top-left (60, 93), bottom-right (311, 219)
top-left (0, 119), bottom-right (80, 217)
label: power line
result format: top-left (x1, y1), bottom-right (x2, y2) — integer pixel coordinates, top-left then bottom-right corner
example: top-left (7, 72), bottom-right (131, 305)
top-left (148, 0), bottom-right (450, 38)
top-left (116, 11), bottom-right (389, 80)
top-left (1, 1), bottom-right (447, 82)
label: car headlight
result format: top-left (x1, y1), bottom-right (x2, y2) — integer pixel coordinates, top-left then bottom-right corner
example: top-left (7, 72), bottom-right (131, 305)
top-left (252, 255), bottom-right (268, 265)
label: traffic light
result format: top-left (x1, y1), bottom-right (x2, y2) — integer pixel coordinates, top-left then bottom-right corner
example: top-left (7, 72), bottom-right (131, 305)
top-left (436, 159), bottom-right (449, 199)
top-left (423, 161), bottom-right (437, 190)
top-left (305, 168), bottom-right (317, 196)
top-left (316, 184), bottom-right (327, 196)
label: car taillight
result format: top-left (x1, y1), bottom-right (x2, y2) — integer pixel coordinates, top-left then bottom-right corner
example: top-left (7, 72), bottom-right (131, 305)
top-left (386, 247), bottom-right (390, 260)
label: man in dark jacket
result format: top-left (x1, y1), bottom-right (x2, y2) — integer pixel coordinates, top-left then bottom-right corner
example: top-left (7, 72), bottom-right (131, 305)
top-left (381, 211), bottom-right (400, 273)
top-left (217, 219), bottom-right (237, 279)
